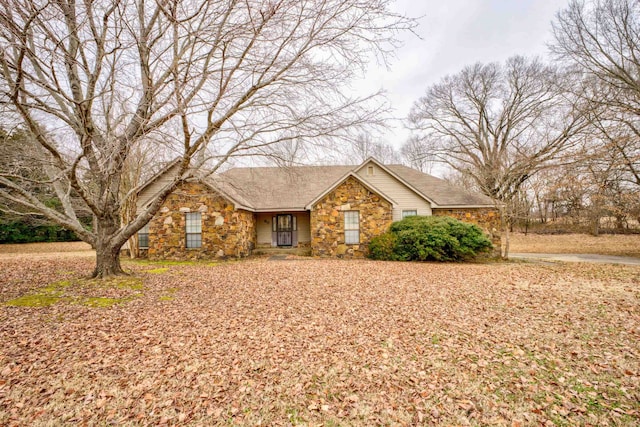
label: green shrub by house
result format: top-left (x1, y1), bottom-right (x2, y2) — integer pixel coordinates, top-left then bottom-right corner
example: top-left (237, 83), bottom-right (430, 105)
top-left (368, 216), bottom-right (492, 262)
top-left (368, 231), bottom-right (399, 260)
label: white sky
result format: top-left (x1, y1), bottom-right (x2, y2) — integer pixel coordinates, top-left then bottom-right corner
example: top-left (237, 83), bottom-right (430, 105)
top-left (359, 0), bottom-right (572, 147)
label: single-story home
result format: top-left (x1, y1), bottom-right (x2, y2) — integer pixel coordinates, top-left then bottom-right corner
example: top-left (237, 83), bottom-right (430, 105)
top-left (134, 158), bottom-right (500, 259)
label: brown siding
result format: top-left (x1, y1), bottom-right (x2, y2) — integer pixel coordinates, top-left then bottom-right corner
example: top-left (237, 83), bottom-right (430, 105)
top-left (147, 182), bottom-right (256, 260)
top-left (311, 176), bottom-right (393, 258)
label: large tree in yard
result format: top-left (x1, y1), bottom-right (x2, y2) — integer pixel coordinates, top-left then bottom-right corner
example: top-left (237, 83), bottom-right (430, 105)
top-left (407, 56), bottom-right (587, 256)
top-left (552, 0), bottom-right (640, 188)
top-left (0, 0), bottom-right (413, 277)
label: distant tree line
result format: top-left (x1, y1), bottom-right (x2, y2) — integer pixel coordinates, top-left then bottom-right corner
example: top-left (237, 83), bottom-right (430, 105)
top-left (401, 0), bottom-right (640, 249)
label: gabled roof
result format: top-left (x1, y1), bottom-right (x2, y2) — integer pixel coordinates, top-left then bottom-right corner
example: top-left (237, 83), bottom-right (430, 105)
top-left (137, 157), bottom-right (495, 212)
top-left (215, 165), bottom-right (353, 211)
top-left (304, 172), bottom-right (396, 210)
top-left (385, 164), bottom-right (495, 207)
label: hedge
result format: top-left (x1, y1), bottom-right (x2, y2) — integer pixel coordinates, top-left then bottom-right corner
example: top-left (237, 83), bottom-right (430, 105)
top-left (369, 215), bottom-right (492, 262)
top-left (0, 221), bottom-right (80, 243)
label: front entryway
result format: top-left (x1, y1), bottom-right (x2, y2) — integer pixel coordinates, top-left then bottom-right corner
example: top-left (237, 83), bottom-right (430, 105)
top-left (255, 211), bottom-right (309, 248)
top-left (276, 214), bottom-right (293, 247)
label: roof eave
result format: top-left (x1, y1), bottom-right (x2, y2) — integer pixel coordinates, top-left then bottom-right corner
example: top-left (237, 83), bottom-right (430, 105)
top-left (432, 204), bottom-right (496, 209)
top-left (190, 178), bottom-right (256, 212)
top-left (304, 171), bottom-right (397, 210)
top-left (253, 208), bottom-right (308, 212)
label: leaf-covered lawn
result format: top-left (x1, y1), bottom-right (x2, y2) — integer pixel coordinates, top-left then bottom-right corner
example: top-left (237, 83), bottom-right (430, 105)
top-left (510, 233), bottom-right (640, 258)
top-left (0, 256), bottom-right (638, 426)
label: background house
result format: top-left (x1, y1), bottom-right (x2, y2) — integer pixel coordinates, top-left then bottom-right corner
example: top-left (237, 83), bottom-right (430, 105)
top-left (134, 158), bottom-right (499, 259)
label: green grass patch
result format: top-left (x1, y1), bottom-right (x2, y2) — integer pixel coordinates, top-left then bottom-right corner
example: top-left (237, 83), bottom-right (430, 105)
top-left (6, 294), bottom-right (62, 307)
top-left (4, 277), bottom-right (143, 308)
top-left (40, 280), bottom-right (72, 293)
top-left (98, 277), bottom-right (144, 290)
top-left (146, 267), bottom-right (169, 274)
top-left (126, 259), bottom-right (219, 267)
top-left (159, 287), bottom-right (179, 302)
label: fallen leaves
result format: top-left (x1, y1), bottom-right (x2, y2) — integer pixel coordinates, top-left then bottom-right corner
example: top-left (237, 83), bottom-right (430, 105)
top-left (0, 254), bottom-right (638, 425)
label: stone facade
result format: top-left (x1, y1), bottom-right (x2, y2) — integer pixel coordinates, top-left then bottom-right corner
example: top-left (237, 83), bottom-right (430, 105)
top-left (432, 207), bottom-right (502, 256)
top-left (138, 180), bottom-right (499, 260)
top-left (311, 177), bottom-right (393, 258)
top-left (147, 182), bottom-right (255, 260)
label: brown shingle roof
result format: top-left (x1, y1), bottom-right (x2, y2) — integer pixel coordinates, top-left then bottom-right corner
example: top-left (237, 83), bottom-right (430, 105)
top-left (214, 165), bottom-right (354, 210)
top-left (385, 164), bottom-right (495, 207)
top-left (210, 162), bottom-right (494, 210)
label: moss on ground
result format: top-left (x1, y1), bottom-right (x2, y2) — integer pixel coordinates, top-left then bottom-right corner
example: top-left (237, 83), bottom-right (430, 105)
top-left (126, 259), bottom-right (219, 267)
top-left (6, 294), bottom-right (62, 307)
top-left (80, 297), bottom-right (129, 308)
top-left (159, 287), bottom-right (179, 302)
top-left (146, 268), bottom-right (169, 274)
top-left (4, 277), bottom-right (143, 308)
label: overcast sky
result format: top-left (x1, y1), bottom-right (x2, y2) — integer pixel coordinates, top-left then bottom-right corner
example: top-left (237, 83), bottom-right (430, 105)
top-left (360, 0), bottom-right (573, 147)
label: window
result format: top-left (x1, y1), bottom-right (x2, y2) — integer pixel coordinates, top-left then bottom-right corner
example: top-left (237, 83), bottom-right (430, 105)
top-left (138, 223), bottom-right (150, 249)
top-left (185, 212), bottom-right (202, 248)
top-left (344, 211), bottom-right (359, 244)
top-left (402, 210), bottom-right (417, 218)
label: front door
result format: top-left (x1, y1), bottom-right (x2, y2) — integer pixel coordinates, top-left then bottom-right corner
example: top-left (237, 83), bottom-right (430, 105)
top-left (276, 214), bottom-right (293, 246)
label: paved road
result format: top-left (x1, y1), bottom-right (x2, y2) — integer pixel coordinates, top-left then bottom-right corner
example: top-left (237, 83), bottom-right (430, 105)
top-left (510, 253), bottom-right (640, 266)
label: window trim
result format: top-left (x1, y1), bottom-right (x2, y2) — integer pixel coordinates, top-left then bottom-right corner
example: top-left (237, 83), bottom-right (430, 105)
top-left (344, 210), bottom-right (360, 245)
top-left (185, 212), bottom-right (202, 249)
top-left (138, 223), bottom-right (150, 249)
top-left (402, 209), bottom-right (418, 219)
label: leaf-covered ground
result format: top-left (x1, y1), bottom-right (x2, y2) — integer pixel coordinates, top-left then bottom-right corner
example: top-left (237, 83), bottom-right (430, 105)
top-left (0, 255), bottom-right (638, 426)
top-left (510, 233), bottom-right (640, 258)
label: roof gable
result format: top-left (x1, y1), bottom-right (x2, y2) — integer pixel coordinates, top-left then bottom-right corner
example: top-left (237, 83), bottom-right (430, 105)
top-left (304, 172), bottom-right (396, 209)
top-left (354, 158), bottom-right (437, 205)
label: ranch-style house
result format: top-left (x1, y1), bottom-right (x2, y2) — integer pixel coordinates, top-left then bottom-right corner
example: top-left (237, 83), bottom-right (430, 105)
top-left (134, 158), bottom-right (500, 259)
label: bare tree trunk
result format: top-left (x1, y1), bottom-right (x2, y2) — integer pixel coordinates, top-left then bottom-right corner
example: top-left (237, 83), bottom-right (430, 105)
top-left (93, 243), bottom-right (125, 278)
top-left (121, 193), bottom-right (140, 259)
top-left (502, 226), bottom-right (511, 260)
top-left (591, 216), bottom-right (600, 236)
top-left (498, 204), bottom-right (510, 259)
top-left (92, 213), bottom-right (126, 278)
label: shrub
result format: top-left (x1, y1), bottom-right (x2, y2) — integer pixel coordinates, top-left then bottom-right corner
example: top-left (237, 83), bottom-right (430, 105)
top-left (368, 231), bottom-right (399, 260)
top-left (369, 215), bottom-right (492, 262)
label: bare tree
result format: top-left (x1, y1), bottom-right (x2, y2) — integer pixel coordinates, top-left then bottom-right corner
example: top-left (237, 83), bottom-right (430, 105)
top-left (348, 133), bottom-right (401, 164)
top-left (408, 56), bottom-right (587, 256)
top-left (400, 138), bottom-right (434, 173)
top-left (552, 0), bottom-right (640, 186)
top-left (0, 0), bottom-right (414, 277)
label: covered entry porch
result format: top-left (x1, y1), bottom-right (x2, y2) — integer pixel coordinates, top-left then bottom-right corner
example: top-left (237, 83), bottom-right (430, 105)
top-left (255, 211), bottom-right (311, 248)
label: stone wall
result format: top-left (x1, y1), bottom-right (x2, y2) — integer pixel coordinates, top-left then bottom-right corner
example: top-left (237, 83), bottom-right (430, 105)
top-left (311, 176), bottom-right (393, 258)
top-left (147, 182), bottom-right (256, 260)
top-left (432, 207), bottom-right (502, 256)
